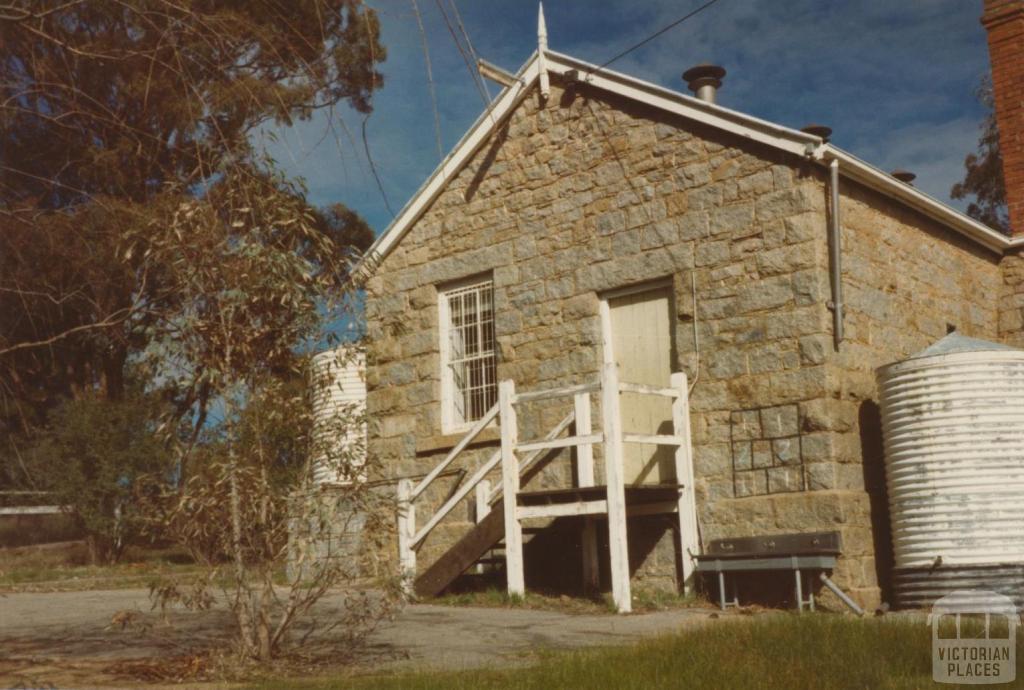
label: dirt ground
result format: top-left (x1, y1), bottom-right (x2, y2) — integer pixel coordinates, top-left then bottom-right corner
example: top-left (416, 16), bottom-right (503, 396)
top-left (0, 588), bottom-right (726, 688)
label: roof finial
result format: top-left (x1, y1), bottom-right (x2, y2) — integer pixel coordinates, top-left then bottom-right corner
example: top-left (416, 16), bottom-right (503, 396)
top-left (537, 2), bottom-right (550, 99)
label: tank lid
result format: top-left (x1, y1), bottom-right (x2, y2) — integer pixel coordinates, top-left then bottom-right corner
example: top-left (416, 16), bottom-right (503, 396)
top-left (908, 333), bottom-right (1020, 360)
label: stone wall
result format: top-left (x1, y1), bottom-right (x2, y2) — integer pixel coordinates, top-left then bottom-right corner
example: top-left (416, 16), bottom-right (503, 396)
top-left (823, 179), bottom-right (1003, 604)
top-left (364, 75), bottom-right (1005, 608)
top-left (1000, 249), bottom-right (1024, 348)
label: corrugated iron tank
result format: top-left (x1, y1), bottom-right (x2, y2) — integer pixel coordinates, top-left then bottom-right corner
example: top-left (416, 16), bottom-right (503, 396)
top-left (310, 347), bottom-right (366, 486)
top-left (877, 333), bottom-right (1024, 610)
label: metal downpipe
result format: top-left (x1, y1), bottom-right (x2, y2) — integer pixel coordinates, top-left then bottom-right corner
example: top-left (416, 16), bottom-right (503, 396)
top-left (828, 158), bottom-right (844, 350)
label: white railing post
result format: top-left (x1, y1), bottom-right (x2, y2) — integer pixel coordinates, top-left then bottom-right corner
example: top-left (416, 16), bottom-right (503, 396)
top-left (573, 392), bottom-right (595, 486)
top-left (671, 371), bottom-right (700, 595)
top-left (475, 478), bottom-right (492, 574)
top-left (475, 478), bottom-right (492, 523)
top-left (499, 379), bottom-right (525, 598)
top-left (397, 478), bottom-right (417, 596)
top-left (575, 391), bottom-right (600, 594)
top-left (601, 362), bottom-right (632, 613)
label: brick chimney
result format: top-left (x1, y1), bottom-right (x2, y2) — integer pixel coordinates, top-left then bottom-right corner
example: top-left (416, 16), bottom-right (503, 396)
top-left (983, 0), bottom-right (1024, 236)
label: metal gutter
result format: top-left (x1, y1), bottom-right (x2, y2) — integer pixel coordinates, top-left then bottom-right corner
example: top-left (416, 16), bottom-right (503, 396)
top-left (817, 146), bottom-right (1012, 255)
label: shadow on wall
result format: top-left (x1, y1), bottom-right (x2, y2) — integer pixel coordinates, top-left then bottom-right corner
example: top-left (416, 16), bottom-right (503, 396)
top-left (860, 400), bottom-right (894, 606)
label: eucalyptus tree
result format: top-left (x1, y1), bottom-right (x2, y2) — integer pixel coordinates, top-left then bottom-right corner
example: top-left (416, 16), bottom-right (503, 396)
top-left (0, 0), bottom-right (384, 447)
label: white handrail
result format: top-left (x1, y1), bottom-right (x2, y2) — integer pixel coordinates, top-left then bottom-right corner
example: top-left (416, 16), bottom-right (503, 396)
top-left (517, 433), bottom-right (602, 454)
top-left (412, 449), bottom-right (501, 548)
top-left (398, 369), bottom-right (697, 612)
top-left (410, 406), bottom-right (578, 550)
top-left (513, 381), bottom-right (601, 404)
top-left (618, 381), bottom-right (680, 398)
top-left (486, 410), bottom-right (575, 505)
top-left (411, 403), bottom-right (499, 500)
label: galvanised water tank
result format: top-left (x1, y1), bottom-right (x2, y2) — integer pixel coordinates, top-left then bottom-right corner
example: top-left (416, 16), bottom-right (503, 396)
top-left (877, 333), bottom-right (1024, 609)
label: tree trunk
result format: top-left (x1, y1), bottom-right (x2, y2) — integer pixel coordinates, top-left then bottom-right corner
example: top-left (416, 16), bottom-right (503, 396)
top-left (86, 533), bottom-right (99, 566)
top-left (257, 580), bottom-right (273, 661)
top-left (229, 455), bottom-right (256, 658)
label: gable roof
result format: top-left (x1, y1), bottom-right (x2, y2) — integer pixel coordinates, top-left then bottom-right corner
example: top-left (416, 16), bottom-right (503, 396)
top-left (362, 50), bottom-right (1021, 272)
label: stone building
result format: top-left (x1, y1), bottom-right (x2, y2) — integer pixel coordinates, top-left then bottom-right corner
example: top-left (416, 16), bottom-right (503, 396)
top-left (360, 9), bottom-right (1024, 610)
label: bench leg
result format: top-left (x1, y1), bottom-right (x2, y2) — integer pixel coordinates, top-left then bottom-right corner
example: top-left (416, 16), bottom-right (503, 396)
top-left (795, 568), bottom-right (803, 613)
top-left (718, 571), bottom-right (727, 611)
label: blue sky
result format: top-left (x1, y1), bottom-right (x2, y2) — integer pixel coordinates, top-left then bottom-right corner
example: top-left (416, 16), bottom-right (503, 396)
top-left (257, 0), bottom-right (993, 237)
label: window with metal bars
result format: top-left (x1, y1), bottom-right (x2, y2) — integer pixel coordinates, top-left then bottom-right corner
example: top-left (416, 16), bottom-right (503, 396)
top-left (439, 278), bottom-right (497, 432)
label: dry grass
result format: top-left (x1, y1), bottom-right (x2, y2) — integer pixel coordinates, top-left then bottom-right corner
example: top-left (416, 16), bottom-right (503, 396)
top-left (0, 541), bottom-right (201, 591)
top-left (248, 615), bottom-right (1024, 690)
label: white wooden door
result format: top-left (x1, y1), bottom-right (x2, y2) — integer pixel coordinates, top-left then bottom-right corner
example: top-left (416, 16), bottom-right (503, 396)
top-left (605, 285), bottom-right (676, 485)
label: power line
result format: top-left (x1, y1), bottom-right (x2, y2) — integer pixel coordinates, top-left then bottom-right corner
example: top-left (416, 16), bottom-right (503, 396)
top-left (411, 0), bottom-right (445, 163)
top-left (433, 0), bottom-right (490, 108)
top-left (448, 0), bottom-right (491, 102)
top-left (361, 116), bottom-right (395, 218)
top-left (590, 0), bottom-right (724, 75)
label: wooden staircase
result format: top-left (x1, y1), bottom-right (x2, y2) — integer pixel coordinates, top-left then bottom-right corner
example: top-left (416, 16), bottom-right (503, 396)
top-left (396, 363), bottom-right (700, 613)
top-left (414, 504), bottom-right (505, 597)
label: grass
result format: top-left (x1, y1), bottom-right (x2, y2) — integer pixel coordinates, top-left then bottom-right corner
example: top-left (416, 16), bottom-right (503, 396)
top-left (242, 614), bottom-right (1009, 690)
top-left (433, 586), bottom-right (709, 614)
top-left (0, 541), bottom-right (202, 591)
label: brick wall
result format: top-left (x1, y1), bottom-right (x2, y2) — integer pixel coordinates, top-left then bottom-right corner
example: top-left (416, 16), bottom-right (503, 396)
top-left (984, 0), bottom-right (1024, 236)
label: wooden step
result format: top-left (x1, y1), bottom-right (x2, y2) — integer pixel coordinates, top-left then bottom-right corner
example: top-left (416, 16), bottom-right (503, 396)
top-left (414, 502), bottom-right (506, 598)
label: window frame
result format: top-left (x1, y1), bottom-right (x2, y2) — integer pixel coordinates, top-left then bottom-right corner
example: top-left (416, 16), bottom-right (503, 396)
top-left (438, 275), bottom-right (498, 435)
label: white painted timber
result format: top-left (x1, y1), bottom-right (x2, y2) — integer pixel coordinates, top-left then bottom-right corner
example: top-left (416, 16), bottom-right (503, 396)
top-left (412, 403), bottom-right (498, 500)
top-left (358, 55), bottom-right (537, 274)
top-left (499, 380), bottom-right (525, 597)
top-left (575, 391), bottom-right (599, 593)
top-left (573, 393), bottom-right (595, 487)
top-left (477, 58), bottom-right (518, 87)
top-left (602, 362), bottom-right (632, 613)
top-left (622, 433), bottom-right (689, 446)
top-left (412, 449), bottom-right (501, 548)
top-left (475, 479), bottom-right (492, 523)
top-left (516, 433), bottom-right (603, 454)
top-left (487, 411), bottom-right (575, 505)
top-left (513, 381), bottom-right (601, 404)
top-left (618, 382), bottom-right (681, 398)
top-left (475, 479), bottom-right (492, 573)
top-left (671, 372), bottom-right (700, 593)
top-left (396, 478), bottom-right (417, 595)
top-left (517, 500), bottom-right (608, 520)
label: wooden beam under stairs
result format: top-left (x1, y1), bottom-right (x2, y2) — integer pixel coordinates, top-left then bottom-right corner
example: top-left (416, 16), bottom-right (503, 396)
top-left (414, 503), bottom-right (506, 598)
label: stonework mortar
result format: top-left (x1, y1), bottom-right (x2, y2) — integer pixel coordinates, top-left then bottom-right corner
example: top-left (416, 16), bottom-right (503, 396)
top-left (364, 75), bottom-right (1007, 611)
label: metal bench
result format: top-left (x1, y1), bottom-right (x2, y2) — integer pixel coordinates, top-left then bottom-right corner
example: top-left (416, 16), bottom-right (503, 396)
top-left (694, 531), bottom-right (842, 612)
